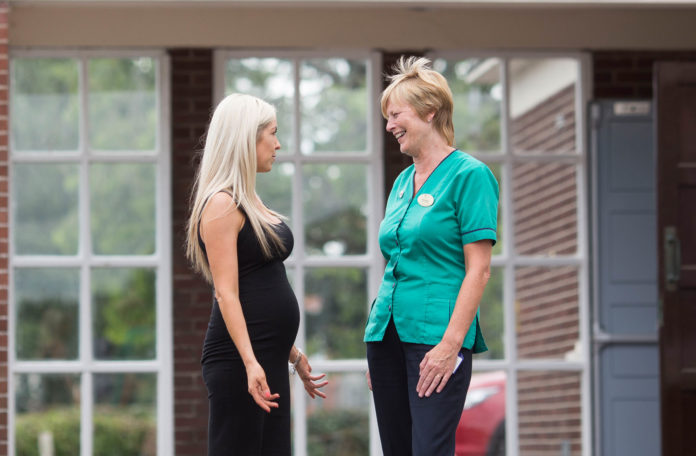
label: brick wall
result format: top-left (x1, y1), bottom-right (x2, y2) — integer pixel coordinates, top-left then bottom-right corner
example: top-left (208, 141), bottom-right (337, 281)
top-left (593, 50), bottom-right (696, 99)
top-left (518, 371), bottom-right (582, 456)
top-left (0, 3), bottom-right (8, 454)
top-left (510, 84), bottom-right (579, 362)
top-left (509, 83), bottom-right (581, 455)
top-left (170, 49), bottom-right (214, 456)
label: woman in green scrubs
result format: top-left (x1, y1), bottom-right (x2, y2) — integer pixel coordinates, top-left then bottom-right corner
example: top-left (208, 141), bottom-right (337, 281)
top-left (364, 56), bottom-right (499, 456)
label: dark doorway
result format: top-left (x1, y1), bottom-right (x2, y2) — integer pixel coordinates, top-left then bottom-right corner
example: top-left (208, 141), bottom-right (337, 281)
top-left (656, 62), bottom-right (696, 456)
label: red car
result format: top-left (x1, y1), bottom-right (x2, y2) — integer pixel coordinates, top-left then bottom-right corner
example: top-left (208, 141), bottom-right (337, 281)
top-left (455, 370), bottom-right (506, 456)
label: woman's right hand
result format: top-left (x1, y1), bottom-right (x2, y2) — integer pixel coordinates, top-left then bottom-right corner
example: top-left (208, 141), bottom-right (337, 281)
top-left (246, 361), bottom-right (279, 413)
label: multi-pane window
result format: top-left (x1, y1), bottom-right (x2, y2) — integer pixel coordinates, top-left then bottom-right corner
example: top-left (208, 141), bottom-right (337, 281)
top-left (9, 52), bottom-right (172, 456)
top-left (432, 54), bottom-right (589, 456)
top-left (218, 51), bottom-right (383, 456)
top-left (218, 51), bottom-right (589, 456)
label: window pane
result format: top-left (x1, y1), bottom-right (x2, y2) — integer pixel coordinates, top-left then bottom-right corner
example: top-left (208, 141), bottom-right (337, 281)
top-left (434, 58), bottom-right (502, 153)
top-left (13, 164), bottom-right (79, 255)
top-left (474, 267), bottom-right (504, 361)
top-left (257, 162), bottom-right (294, 224)
top-left (487, 162), bottom-right (504, 256)
top-left (516, 266), bottom-right (579, 360)
top-left (306, 372), bottom-right (369, 455)
top-left (300, 58), bottom-right (367, 154)
top-left (15, 268), bottom-right (79, 360)
top-left (304, 267), bottom-right (367, 360)
top-left (15, 373), bottom-right (81, 456)
top-left (88, 58), bottom-right (157, 151)
top-left (512, 162), bottom-right (577, 256)
top-left (90, 163), bottom-right (156, 255)
top-left (303, 164), bottom-right (367, 256)
top-left (518, 371), bottom-right (581, 455)
top-left (92, 268), bottom-right (156, 360)
top-left (94, 373), bottom-right (157, 456)
top-left (10, 58), bottom-right (79, 152)
top-left (457, 370), bottom-right (506, 455)
top-left (285, 266), bottom-right (296, 290)
top-left (225, 57), bottom-right (294, 153)
top-left (509, 58), bottom-right (578, 155)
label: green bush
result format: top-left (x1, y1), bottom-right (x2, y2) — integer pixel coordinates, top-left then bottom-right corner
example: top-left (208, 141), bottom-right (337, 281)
top-left (16, 407), bottom-right (155, 456)
top-left (307, 409), bottom-right (369, 456)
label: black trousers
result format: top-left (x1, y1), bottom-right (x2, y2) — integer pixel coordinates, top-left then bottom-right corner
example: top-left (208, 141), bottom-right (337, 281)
top-left (202, 357), bottom-right (291, 456)
top-left (366, 318), bottom-right (472, 456)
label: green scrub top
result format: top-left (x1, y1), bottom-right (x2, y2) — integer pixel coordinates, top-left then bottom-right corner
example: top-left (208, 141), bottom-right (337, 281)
top-left (364, 150), bottom-right (498, 353)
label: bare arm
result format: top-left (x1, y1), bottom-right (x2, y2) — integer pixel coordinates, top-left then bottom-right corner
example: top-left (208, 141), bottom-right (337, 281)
top-left (416, 239), bottom-right (492, 397)
top-left (201, 192), bottom-right (279, 413)
top-left (288, 346), bottom-right (329, 399)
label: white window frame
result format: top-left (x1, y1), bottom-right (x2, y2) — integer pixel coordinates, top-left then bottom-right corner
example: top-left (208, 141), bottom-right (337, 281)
top-left (215, 49), bottom-right (385, 456)
top-left (215, 48), bottom-right (592, 456)
top-left (8, 49), bottom-right (173, 456)
top-left (428, 50), bottom-right (593, 456)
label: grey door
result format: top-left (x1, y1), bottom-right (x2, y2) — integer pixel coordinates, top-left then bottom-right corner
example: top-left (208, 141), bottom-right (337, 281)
top-left (591, 100), bottom-right (661, 456)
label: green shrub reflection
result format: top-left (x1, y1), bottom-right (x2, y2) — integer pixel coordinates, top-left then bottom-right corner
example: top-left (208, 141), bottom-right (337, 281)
top-left (307, 409), bottom-right (369, 456)
top-left (15, 407), bottom-right (155, 456)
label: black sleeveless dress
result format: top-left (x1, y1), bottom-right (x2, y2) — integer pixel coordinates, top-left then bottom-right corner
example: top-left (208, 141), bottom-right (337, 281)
top-left (200, 215), bottom-right (299, 456)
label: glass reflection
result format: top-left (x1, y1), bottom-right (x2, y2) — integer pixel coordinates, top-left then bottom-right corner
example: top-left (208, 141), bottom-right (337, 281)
top-left (13, 164), bottom-right (79, 255)
top-left (94, 373), bottom-right (157, 456)
top-left (306, 372), bottom-right (370, 456)
top-left (300, 59), bottom-right (367, 154)
top-left (456, 370), bottom-right (507, 456)
top-left (92, 268), bottom-right (156, 360)
top-left (303, 164), bottom-right (367, 256)
top-left (15, 268), bottom-right (79, 360)
top-left (90, 163), bottom-right (156, 255)
top-left (10, 58), bottom-right (79, 152)
top-left (515, 266), bottom-right (580, 360)
top-left (474, 267), bottom-right (504, 361)
top-left (226, 58), bottom-right (295, 152)
top-left (486, 162), bottom-right (504, 256)
top-left (256, 161), bottom-right (294, 225)
top-left (304, 268), bottom-right (367, 360)
top-left (88, 57), bottom-right (157, 151)
top-left (518, 371), bottom-right (581, 455)
top-left (15, 373), bottom-right (81, 455)
top-left (508, 58), bottom-right (578, 155)
top-left (434, 58), bottom-right (502, 153)
top-left (512, 162), bottom-right (577, 256)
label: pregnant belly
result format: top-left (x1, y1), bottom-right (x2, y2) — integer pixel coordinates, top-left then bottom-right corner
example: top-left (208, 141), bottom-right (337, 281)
top-left (239, 279), bottom-right (300, 351)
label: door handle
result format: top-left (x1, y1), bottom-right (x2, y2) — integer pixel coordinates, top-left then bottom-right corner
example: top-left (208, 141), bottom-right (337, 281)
top-left (664, 226), bottom-right (681, 292)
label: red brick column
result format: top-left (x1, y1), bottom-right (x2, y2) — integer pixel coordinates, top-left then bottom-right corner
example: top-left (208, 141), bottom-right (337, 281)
top-left (170, 49), bottom-right (214, 456)
top-left (0, 3), bottom-right (9, 454)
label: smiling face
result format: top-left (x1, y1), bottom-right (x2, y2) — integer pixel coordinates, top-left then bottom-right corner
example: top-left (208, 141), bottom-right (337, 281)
top-left (385, 99), bottom-right (434, 158)
top-left (256, 118), bottom-right (280, 173)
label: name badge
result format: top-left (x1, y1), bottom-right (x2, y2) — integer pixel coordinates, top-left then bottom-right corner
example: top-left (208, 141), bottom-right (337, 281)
top-left (417, 194), bottom-right (434, 207)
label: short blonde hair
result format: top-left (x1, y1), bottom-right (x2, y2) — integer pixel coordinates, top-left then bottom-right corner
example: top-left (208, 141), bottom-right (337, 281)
top-left (380, 56), bottom-right (455, 146)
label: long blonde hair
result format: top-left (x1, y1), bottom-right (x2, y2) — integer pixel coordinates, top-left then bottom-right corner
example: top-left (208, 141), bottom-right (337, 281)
top-left (380, 56), bottom-right (455, 146)
top-left (186, 93), bottom-right (285, 283)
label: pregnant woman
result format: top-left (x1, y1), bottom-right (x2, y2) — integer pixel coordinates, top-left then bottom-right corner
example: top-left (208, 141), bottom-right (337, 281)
top-left (186, 93), bottom-right (328, 455)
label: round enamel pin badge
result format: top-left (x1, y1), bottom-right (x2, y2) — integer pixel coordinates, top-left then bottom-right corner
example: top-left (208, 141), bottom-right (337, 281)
top-left (417, 194), bottom-right (434, 207)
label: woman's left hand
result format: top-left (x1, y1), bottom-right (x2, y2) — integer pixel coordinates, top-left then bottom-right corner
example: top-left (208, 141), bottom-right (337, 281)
top-left (416, 341), bottom-right (459, 398)
top-left (296, 355), bottom-right (329, 399)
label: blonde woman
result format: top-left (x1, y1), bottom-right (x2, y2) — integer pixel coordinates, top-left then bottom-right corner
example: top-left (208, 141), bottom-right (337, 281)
top-left (364, 57), bottom-right (499, 455)
top-left (187, 93), bottom-right (327, 455)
